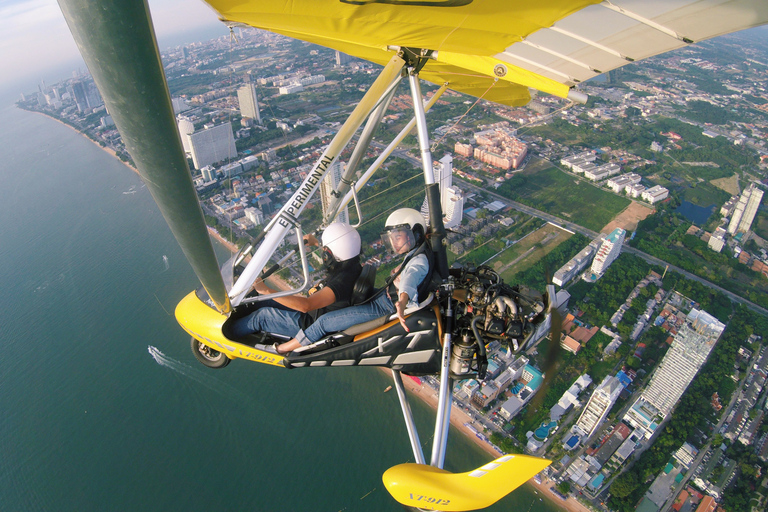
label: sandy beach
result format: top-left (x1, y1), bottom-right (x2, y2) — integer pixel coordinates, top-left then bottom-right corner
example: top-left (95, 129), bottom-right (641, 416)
top-left (25, 108), bottom-right (140, 176)
top-left (385, 369), bottom-right (592, 512)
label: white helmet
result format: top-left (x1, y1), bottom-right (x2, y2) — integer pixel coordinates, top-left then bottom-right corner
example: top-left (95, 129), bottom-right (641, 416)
top-left (321, 222), bottom-right (361, 262)
top-left (381, 208), bottom-right (426, 255)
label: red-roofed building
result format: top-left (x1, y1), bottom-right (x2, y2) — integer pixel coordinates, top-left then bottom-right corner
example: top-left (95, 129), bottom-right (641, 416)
top-left (673, 489), bottom-right (689, 511)
top-left (571, 325), bottom-right (599, 344)
top-left (695, 495), bottom-right (716, 512)
top-left (561, 335), bottom-right (581, 354)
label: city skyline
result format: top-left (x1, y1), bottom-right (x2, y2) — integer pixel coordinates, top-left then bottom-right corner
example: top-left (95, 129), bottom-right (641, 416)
top-left (0, 0), bottom-right (226, 100)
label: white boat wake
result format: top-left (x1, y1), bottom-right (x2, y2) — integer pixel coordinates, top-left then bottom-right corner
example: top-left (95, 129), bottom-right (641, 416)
top-left (147, 345), bottom-right (248, 401)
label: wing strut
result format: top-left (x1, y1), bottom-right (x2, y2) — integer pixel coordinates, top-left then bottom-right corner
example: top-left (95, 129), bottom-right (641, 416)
top-left (228, 54), bottom-right (405, 305)
top-left (334, 83), bottom-right (448, 219)
top-left (57, 0), bottom-right (231, 313)
top-left (323, 82), bottom-right (398, 224)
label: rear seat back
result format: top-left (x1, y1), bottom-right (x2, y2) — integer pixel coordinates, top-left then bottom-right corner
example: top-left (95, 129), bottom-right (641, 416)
top-left (350, 264), bottom-right (376, 306)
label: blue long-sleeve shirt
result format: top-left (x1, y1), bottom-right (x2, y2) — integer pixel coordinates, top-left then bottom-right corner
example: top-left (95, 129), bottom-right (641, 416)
top-left (392, 250), bottom-right (429, 307)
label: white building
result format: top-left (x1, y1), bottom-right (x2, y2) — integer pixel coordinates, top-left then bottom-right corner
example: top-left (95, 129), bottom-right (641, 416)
top-left (177, 116), bottom-right (195, 155)
top-left (200, 165), bottom-right (216, 182)
top-left (553, 235), bottom-right (604, 287)
top-left (421, 154), bottom-right (464, 229)
top-left (708, 226), bottom-right (727, 253)
top-left (641, 185), bottom-right (669, 204)
top-left (237, 83), bottom-right (261, 124)
top-left (279, 84), bottom-right (304, 95)
top-left (171, 97), bottom-right (190, 114)
top-left (589, 228), bottom-right (625, 277)
top-left (727, 183), bottom-right (764, 235)
top-left (624, 309), bottom-right (724, 438)
top-left (626, 183), bottom-right (646, 198)
top-left (560, 151), bottom-right (596, 170)
top-left (607, 173), bottom-right (642, 193)
top-left (320, 158), bottom-right (349, 224)
top-left (574, 375), bottom-right (623, 438)
top-left (244, 206), bottom-right (264, 226)
top-left (188, 122), bottom-right (237, 170)
top-left (584, 163), bottom-right (621, 182)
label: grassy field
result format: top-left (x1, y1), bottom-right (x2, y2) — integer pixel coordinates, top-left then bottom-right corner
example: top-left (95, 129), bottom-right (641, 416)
top-left (680, 181), bottom-right (731, 207)
top-left (451, 216), bottom-right (538, 266)
top-left (754, 208), bottom-right (768, 241)
top-left (496, 158), bottom-right (631, 231)
top-left (496, 223), bottom-right (573, 282)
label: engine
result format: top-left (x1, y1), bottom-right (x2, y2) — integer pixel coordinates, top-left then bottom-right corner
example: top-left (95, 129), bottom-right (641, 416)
top-left (444, 265), bottom-right (550, 380)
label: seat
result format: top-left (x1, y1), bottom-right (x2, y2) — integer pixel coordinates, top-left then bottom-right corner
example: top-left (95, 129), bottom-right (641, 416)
top-left (350, 264), bottom-right (376, 306)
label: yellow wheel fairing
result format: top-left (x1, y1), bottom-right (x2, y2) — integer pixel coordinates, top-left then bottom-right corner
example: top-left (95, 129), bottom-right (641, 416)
top-left (382, 454), bottom-right (551, 511)
top-left (175, 291), bottom-right (285, 368)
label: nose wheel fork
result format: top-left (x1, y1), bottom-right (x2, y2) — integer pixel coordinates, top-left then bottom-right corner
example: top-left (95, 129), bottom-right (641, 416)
top-left (190, 338), bottom-right (231, 368)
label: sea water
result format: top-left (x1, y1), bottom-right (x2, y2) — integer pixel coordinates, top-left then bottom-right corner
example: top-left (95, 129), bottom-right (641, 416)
top-left (0, 104), bottom-right (561, 512)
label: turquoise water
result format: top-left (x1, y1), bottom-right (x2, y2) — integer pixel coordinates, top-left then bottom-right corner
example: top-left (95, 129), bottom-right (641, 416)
top-left (0, 104), bottom-right (562, 511)
top-left (534, 422), bottom-right (558, 441)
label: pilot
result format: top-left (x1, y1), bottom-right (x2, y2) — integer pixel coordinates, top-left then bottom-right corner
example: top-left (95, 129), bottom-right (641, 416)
top-left (275, 208), bottom-right (430, 355)
top-left (229, 222), bottom-right (362, 342)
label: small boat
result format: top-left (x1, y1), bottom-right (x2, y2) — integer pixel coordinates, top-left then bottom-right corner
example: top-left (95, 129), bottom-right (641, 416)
top-left (384, 385), bottom-right (393, 393)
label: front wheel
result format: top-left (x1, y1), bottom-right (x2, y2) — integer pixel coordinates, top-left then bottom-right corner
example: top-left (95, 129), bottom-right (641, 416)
top-left (190, 338), bottom-right (231, 369)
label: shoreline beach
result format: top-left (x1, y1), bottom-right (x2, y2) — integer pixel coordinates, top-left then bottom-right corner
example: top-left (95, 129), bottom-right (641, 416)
top-left (384, 368), bottom-right (592, 512)
top-left (23, 107), bottom-right (140, 177)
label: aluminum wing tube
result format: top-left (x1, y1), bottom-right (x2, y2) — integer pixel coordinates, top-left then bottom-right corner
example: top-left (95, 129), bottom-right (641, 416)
top-left (57, 0), bottom-right (231, 313)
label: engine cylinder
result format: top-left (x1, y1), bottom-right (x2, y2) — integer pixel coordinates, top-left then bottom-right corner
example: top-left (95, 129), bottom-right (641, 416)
top-left (450, 333), bottom-right (476, 376)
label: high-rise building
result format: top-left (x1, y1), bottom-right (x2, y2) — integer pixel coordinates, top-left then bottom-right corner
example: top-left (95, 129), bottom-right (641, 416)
top-left (85, 82), bottom-right (103, 109)
top-left (574, 375), bottom-right (623, 438)
top-left (727, 183), bottom-right (764, 235)
top-left (320, 158), bottom-right (349, 224)
top-left (200, 165), bottom-right (216, 182)
top-left (177, 116), bottom-right (195, 155)
top-left (188, 123), bottom-right (237, 169)
top-left (335, 51), bottom-right (353, 67)
top-left (68, 81), bottom-right (89, 112)
top-left (237, 83), bottom-right (261, 124)
top-left (245, 206), bottom-right (264, 226)
top-left (421, 155), bottom-right (463, 229)
top-left (590, 228), bottom-right (625, 276)
top-left (624, 309), bottom-right (724, 438)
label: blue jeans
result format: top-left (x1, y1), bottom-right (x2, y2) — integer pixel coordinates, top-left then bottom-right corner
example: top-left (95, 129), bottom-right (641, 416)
top-left (229, 299), bottom-right (307, 339)
top-left (296, 293), bottom-right (394, 345)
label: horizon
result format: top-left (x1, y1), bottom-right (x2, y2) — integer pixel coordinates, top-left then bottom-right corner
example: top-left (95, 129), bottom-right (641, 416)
top-left (0, 0), bottom-right (226, 102)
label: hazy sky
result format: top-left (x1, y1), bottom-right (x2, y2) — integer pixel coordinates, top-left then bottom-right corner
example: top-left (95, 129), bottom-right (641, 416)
top-left (0, 0), bottom-right (227, 97)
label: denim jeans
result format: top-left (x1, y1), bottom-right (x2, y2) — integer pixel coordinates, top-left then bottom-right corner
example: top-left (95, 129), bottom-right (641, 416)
top-left (229, 299), bottom-right (306, 339)
top-left (296, 293), bottom-right (394, 346)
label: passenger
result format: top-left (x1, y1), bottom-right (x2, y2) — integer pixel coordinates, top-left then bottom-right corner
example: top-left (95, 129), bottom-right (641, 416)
top-left (229, 223), bottom-right (362, 342)
top-left (275, 208), bottom-right (429, 355)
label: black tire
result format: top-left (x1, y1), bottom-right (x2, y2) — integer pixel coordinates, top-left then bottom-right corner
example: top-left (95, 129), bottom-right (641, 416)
top-left (190, 338), bottom-right (231, 369)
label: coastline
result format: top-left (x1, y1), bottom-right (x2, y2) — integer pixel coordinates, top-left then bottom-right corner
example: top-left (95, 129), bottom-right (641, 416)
top-left (382, 369), bottom-right (592, 512)
top-left (21, 107), bottom-right (140, 177)
top-left (209, 216), bottom-right (588, 512)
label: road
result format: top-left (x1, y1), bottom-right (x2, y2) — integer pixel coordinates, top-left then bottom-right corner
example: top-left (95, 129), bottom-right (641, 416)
top-left (656, 345), bottom-right (759, 512)
top-left (458, 180), bottom-right (768, 317)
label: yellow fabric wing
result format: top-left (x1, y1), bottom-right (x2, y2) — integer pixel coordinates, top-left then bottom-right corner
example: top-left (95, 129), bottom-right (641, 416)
top-left (203, 0), bottom-right (768, 106)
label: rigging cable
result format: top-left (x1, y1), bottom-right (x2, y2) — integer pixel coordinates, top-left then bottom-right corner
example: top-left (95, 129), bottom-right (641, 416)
top-left (430, 77), bottom-right (498, 152)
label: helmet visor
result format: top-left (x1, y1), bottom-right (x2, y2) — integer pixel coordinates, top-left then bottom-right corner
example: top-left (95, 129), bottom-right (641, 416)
top-left (381, 224), bottom-right (415, 255)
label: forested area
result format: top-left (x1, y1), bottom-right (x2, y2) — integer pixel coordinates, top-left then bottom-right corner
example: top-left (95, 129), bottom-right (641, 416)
top-left (630, 207), bottom-right (768, 310)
